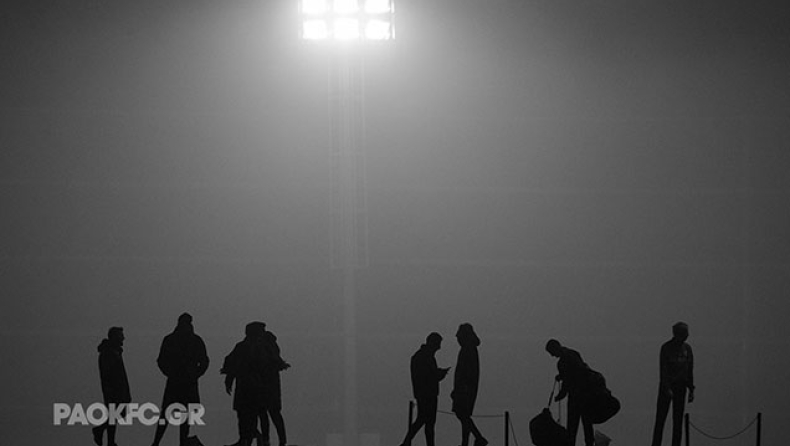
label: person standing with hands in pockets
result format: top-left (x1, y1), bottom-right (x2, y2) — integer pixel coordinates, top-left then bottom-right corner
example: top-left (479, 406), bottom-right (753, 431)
top-left (651, 322), bottom-right (695, 446)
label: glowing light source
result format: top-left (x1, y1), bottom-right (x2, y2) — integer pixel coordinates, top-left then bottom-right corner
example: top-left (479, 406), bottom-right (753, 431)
top-left (364, 0), bottom-right (391, 14)
top-left (299, 0), bottom-right (394, 41)
top-left (364, 20), bottom-right (391, 40)
top-left (302, 0), bottom-right (328, 14)
top-left (334, 0), bottom-right (359, 14)
top-left (334, 18), bottom-right (360, 40)
top-left (302, 20), bottom-right (329, 40)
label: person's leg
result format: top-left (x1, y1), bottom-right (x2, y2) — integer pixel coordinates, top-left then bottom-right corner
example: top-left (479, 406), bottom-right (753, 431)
top-left (105, 424), bottom-right (117, 446)
top-left (268, 409), bottom-right (287, 446)
top-left (239, 411), bottom-right (258, 446)
top-left (580, 414), bottom-right (594, 446)
top-left (456, 414), bottom-right (471, 446)
top-left (179, 419), bottom-right (190, 445)
top-left (651, 387), bottom-right (672, 446)
top-left (468, 418), bottom-right (487, 446)
top-left (423, 398), bottom-right (438, 446)
top-left (152, 421), bottom-right (168, 446)
top-left (567, 395), bottom-right (582, 446)
top-left (401, 409), bottom-right (426, 446)
top-left (256, 409), bottom-right (270, 446)
top-left (92, 422), bottom-right (106, 445)
top-left (670, 386), bottom-right (687, 446)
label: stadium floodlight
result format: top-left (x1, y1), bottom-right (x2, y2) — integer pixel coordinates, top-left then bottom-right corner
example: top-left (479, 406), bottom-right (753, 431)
top-left (299, 0), bottom-right (394, 41)
top-left (302, 0), bottom-right (329, 14)
top-left (364, 0), bottom-right (391, 14)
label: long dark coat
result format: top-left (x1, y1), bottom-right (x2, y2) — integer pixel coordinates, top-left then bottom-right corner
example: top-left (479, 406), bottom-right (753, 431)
top-left (98, 339), bottom-right (131, 404)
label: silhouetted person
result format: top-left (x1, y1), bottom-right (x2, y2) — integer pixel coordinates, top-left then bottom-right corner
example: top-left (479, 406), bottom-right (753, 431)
top-left (92, 326), bottom-right (131, 446)
top-left (152, 313), bottom-right (209, 446)
top-left (399, 332), bottom-right (450, 446)
top-left (261, 328), bottom-right (291, 446)
top-left (651, 322), bottom-right (695, 446)
top-left (451, 323), bottom-right (488, 446)
top-left (545, 339), bottom-right (594, 446)
top-left (222, 322), bottom-right (270, 446)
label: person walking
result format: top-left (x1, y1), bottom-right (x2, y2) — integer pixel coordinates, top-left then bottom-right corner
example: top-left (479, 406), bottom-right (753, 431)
top-left (222, 322), bottom-right (270, 446)
top-left (651, 322), bottom-right (695, 446)
top-left (451, 323), bottom-right (487, 446)
top-left (92, 326), bottom-right (131, 446)
top-left (261, 328), bottom-right (291, 446)
top-left (151, 313), bottom-right (209, 446)
top-left (399, 332), bottom-right (450, 446)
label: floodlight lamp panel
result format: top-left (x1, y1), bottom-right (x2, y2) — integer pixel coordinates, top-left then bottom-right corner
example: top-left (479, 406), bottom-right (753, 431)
top-left (364, 0), bottom-right (391, 14)
top-left (302, 19), bottom-right (329, 40)
top-left (334, 0), bottom-right (359, 14)
top-left (302, 0), bottom-right (328, 15)
top-left (334, 18), bottom-right (360, 40)
top-left (365, 20), bottom-right (391, 40)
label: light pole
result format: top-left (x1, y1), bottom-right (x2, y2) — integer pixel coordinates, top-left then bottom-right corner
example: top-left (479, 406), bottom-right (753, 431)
top-left (299, 2), bottom-right (394, 445)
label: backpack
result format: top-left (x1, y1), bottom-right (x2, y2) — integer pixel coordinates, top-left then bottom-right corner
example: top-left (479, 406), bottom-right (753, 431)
top-left (582, 369), bottom-right (620, 424)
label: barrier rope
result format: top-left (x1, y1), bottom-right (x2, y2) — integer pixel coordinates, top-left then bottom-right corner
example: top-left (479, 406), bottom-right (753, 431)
top-left (508, 413), bottom-right (521, 446)
top-left (689, 415), bottom-right (759, 441)
top-left (437, 409), bottom-right (506, 418)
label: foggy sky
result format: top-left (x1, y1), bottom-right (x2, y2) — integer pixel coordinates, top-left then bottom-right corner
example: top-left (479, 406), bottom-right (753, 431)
top-left (2, 1), bottom-right (789, 445)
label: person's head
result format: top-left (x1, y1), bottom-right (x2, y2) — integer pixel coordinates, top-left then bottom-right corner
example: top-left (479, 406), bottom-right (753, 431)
top-left (672, 322), bottom-right (689, 342)
top-left (177, 312), bottom-right (193, 326)
top-left (456, 323), bottom-right (480, 347)
top-left (108, 326), bottom-right (124, 345)
top-left (545, 339), bottom-right (562, 357)
top-left (425, 332), bottom-right (443, 351)
top-left (245, 321), bottom-right (267, 338)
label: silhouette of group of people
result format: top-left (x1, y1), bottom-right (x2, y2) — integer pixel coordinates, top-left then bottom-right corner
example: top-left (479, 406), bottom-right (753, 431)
top-left (400, 322), bottom-right (695, 446)
top-left (400, 323), bottom-right (487, 446)
top-left (93, 315), bottom-right (693, 446)
top-left (92, 313), bottom-right (290, 446)
top-left (221, 321), bottom-right (291, 446)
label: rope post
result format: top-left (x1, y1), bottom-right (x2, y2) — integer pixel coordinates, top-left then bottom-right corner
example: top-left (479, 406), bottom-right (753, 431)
top-left (685, 413), bottom-right (690, 446)
top-left (504, 411), bottom-right (510, 446)
top-left (756, 412), bottom-right (761, 446)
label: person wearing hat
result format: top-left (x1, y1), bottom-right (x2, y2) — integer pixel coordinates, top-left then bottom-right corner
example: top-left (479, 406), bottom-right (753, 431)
top-left (152, 313), bottom-right (210, 446)
top-left (651, 322), bottom-right (695, 446)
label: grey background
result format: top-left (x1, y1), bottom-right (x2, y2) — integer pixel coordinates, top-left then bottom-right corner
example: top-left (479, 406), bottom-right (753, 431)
top-left (1, 1), bottom-right (789, 445)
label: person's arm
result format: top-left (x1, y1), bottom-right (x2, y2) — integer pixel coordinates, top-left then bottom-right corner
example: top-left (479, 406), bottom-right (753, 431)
top-left (687, 344), bottom-right (695, 402)
top-left (156, 338), bottom-right (172, 378)
top-left (659, 343), bottom-right (671, 396)
top-left (196, 338), bottom-right (209, 378)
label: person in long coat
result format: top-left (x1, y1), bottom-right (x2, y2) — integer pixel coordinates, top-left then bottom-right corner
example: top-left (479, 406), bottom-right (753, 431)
top-left (261, 328), bottom-right (290, 446)
top-left (222, 322), bottom-right (270, 446)
top-left (92, 326), bottom-right (131, 446)
top-left (152, 313), bottom-right (209, 446)
top-left (451, 323), bottom-right (488, 446)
